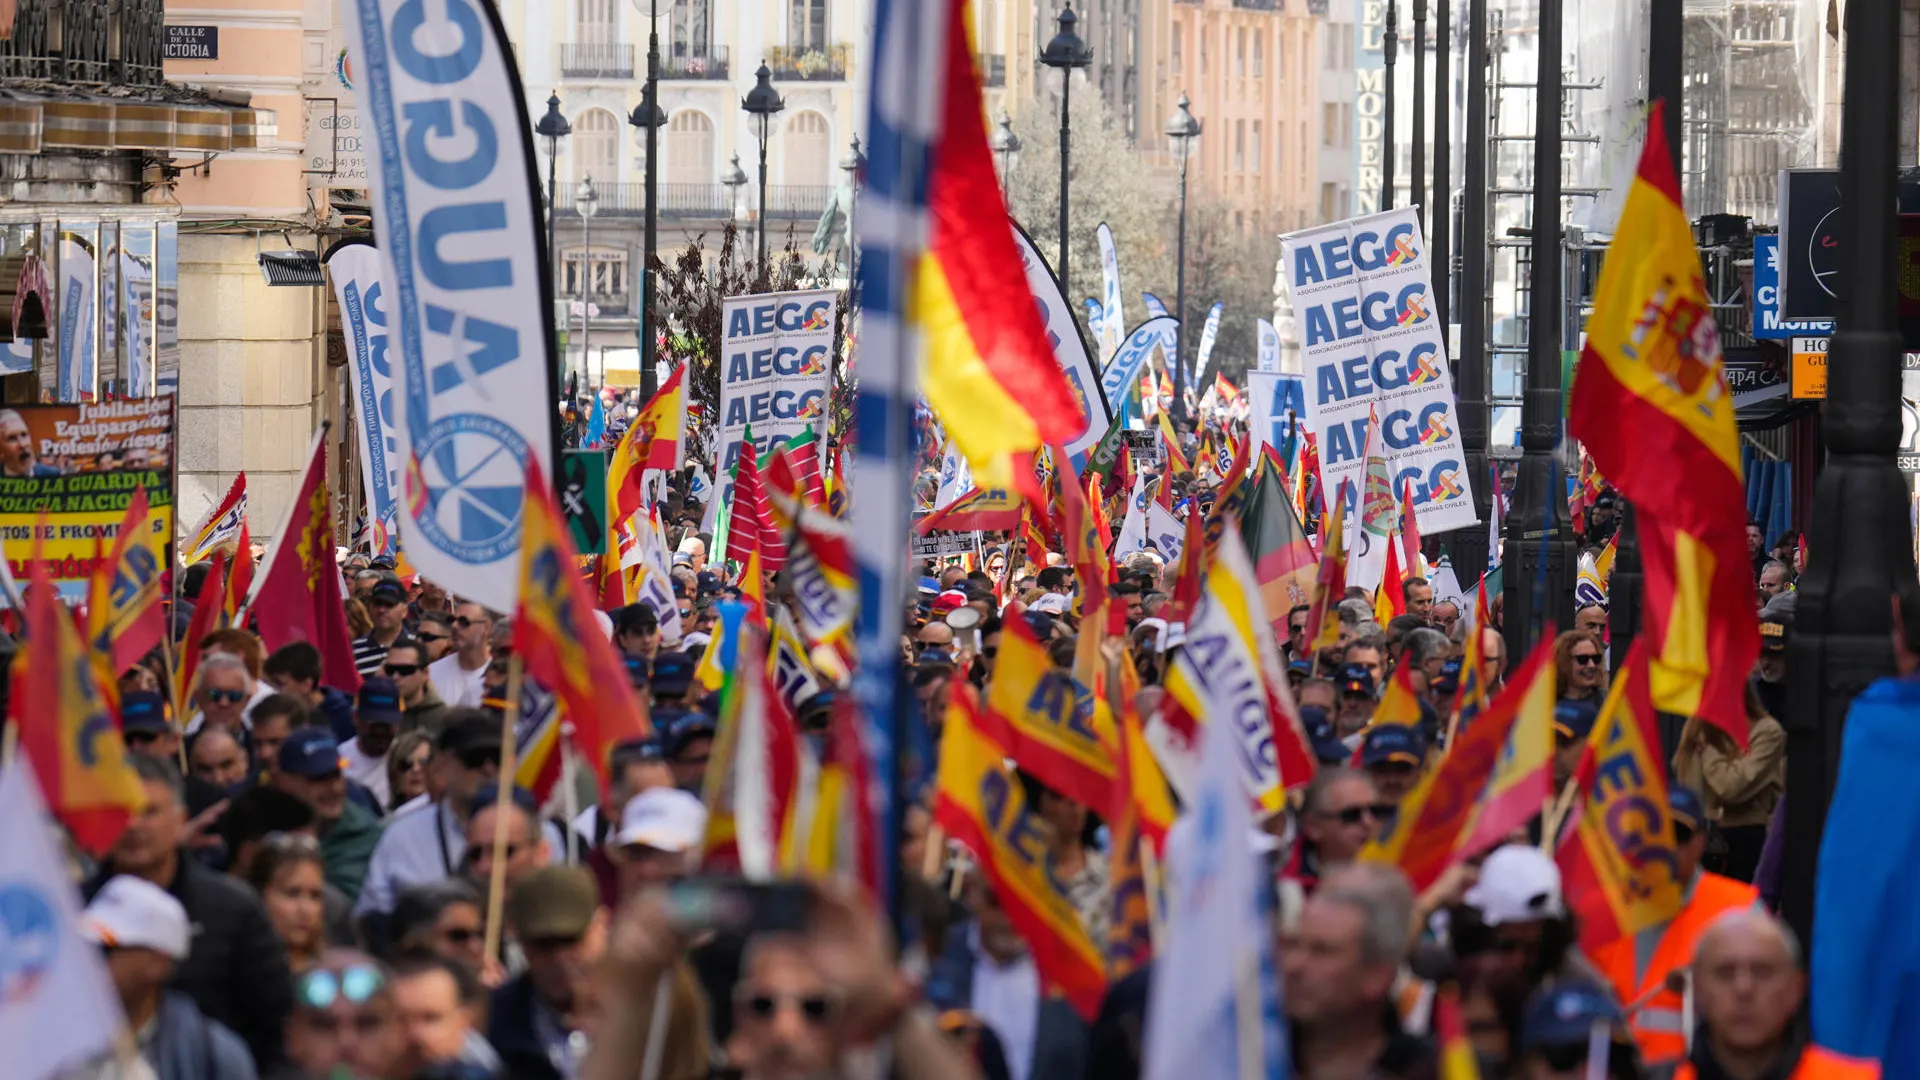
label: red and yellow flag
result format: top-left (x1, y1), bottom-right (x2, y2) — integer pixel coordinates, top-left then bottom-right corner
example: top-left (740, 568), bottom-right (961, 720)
top-left (1365, 641), bottom-right (1556, 890)
top-left (1451, 588), bottom-right (1495, 731)
top-left (1303, 479), bottom-right (1353, 653)
top-left (1568, 99), bottom-right (1755, 746)
top-left (1556, 640), bottom-right (1684, 954)
top-left (934, 685), bottom-right (1108, 1019)
top-left (1434, 985), bottom-right (1483, 1080)
top-left (221, 517), bottom-right (253, 626)
top-left (1242, 448), bottom-right (1318, 635)
top-left (919, 0), bottom-right (1082, 487)
top-left (174, 549), bottom-right (227, 721)
top-left (13, 551), bottom-right (147, 855)
top-left (981, 616), bottom-right (1116, 810)
top-left (514, 462), bottom-right (653, 798)
top-left (252, 432), bottom-right (361, 692)
top-left (85, 487), bottom-right (166, 675)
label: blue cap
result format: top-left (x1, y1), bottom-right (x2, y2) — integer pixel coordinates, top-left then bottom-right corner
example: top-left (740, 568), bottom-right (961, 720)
top-left (1433, 659), bottom-right (1463, 694)
top-left (1287, 656), bottom-right (1313, 677)
top-left (1553, 699), bottom-right (1600, 744)
top-left (918, 576), bottom-right (941, 596)
top-left (278, 728), bottom-right (343, 778)
top-left (1338, 663), bottom-right (1375, 697)
top-left (1519, 980), bottom-right (1623, 1050)
top-left (651, 651), bottom-right (696, 697)
top-left (623, 653), bottom-right (652, 689)
top-left (1670, 785), bottom-right (1706, 832)
top-left (1299, 706), bottom-right (1349, 765)
top-left (356, 676), bottom-right (403, 726)
top-left (663, 709), bottom-right (717, 759)
top-left (121, 691), bottom-right (170, 733)
top-left (1361, 723), bottom-right (1426, 769)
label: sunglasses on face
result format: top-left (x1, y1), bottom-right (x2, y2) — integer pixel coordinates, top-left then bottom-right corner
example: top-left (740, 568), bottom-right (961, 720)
top-left (415, 631), bottom-right (448, 644)
top-left (384, 663), bottom-right (421, 677)
top-left (463, 840), bottom-right (530, 867)
top-left (741, 991), bottom-right (836, 1025)
top-left (456, 746), bottom-right (501, 770)
top-left (204, 688), bottom-right (247, 705)
top-left (441, 926), bottom-right (482, 945)
top-left (453, 615), bottom-right (485, 629)
top-left (369, 598), bottom-right (400, 610)
top-left (1327, 803), bottom-right (1397, 826)
top-left (297, 964), bottom-right (386, 1010)
top-left (1572, 653), bottom-right (1601, 666)
top-left (125, 729), bottom-right (163, 745)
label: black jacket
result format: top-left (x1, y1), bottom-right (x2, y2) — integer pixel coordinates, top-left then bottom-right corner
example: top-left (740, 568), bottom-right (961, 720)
top-left (487, 973), bottom-right (566, 1080)
top-left (87, 852), bottom-right (293, 1071)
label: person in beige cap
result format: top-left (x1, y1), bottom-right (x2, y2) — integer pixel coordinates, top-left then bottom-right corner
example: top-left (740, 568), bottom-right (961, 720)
top-left (59, 876), bottom-right (257, 1080)
top-left (486, 866), bottom-right (609, 1080)
top-left (609, 787), bottom-right (707, 898)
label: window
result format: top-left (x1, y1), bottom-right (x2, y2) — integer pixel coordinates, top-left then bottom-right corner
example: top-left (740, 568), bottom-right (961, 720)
top-left (1325, 24), bottom-right (1338, 68)
top-left (1321, 182), bottom-right (1338, 221)
top-left (1251, 121), bottom-right (1262, 173)
top-left (1323, 103), bottom-right (1338, 146)
top-left (1277, 121), bottom-right (1285, 175)
top-left (1200, 28), bottom-right (1207, 75)
top-left (573, 108), bottom-right (619, 183)
top-left (1341, 103), bottom-right (1353, 148)
top-left (670, 0), bottom-right (711, 61)
top-left (665, 111), bottom-right (714, 184)
top-left (576, 0), bottom-right (615, 44)
top-left (1234, 119), bottom-right (1244, 171)
top-left (1235, 29), bottom-right (1244, 77)
top-left (791, 0), bottom-right (828, 51)
top-left (1253, 32), bottom-right (1263, 76)
top-left (1172, 23), bottom-right (1182, 75)
top-left (784, 110), bottom-right (832, 187)
top-left (1299, 125), bottom-right (1308, 186)
top-left (1234, 210), bottom-right (1244, 234)
top-left (1275, 27), bottom-right (1284, 79)
top-left (563, 248), bottom-right (629, 300)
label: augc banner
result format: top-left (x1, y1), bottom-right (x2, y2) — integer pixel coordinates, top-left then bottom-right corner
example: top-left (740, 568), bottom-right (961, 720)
top-left (1012, 222), bottom-right (1110, 465)
top-left (717, 289), bottom-right (836, 509)
top-left (1281, 208), bottom-right (1478, 535)
top-left (343, 0), bottom-right (558, 612)
top-left (325, 240), bottom-right (401, 559)
top-left (1246, 371), bottom-right (1306, 459)
top-left (56, 234), bottom-right (97, 403)
top-left (1101, 316), bottom-right (1178, 407)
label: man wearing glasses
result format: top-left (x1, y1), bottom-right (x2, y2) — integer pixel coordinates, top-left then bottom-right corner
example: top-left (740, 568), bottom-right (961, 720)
top-left (352, 575), bottom-right (411, 678)
top-left (489, 867), bottom-right (607, 1080)
top-left (379, 637), bottom-right (449, 736)
top-left (1291, 767), bottom-right (1389, 893)
top-left (429, 601), bottom-right (496, 709)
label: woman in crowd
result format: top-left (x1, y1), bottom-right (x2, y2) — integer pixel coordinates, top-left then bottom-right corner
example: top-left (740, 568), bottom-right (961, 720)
top-left (1553, 629), bottom-right (1607, 703)
top-left (385, 730), bottom-right (434, 813)
top-left (1672, 683), bottom-right (1787, 882)
top-left (245, 834), bottom-right (328, 976)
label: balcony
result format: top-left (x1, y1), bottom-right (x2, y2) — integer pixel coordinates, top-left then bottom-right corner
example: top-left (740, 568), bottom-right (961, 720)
top-left (979, 53), bottom-right (1006, 88)
top-left (661, 46), bottom-right (730, 80)
top-left (555, 182), bottom-right (830, 220)
top-left (560, 42), bottom-right (634, 80)
top-left (1231, 0), bottom-right (1281, 9)
top-left (767, 43), bottom-right (849, 82)
top-left (3, 0), bottom-right (167, 85)
top-left (763, 185), bottom-right (832, 219)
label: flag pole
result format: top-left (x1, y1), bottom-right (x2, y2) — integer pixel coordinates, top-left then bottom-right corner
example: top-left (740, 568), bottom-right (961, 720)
top-left (481, 655), bottom-right (525, 964)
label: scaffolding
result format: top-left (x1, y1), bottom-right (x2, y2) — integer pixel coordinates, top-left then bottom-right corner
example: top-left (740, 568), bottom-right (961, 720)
top-left (1680, 0), bottom-right (1817, 223)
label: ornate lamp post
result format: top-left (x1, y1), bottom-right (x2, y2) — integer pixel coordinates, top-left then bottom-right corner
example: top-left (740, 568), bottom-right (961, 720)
top-left (628, 73), bottom-right (667, 402)
top-left (990, 111), bottom-right (1022, 198)
top-left (1166, 91), bottom-right (1202, 430)
top-left (576, 174), bottom-right (599, 386)
top-left (742, 63), bottom-right (786, 285)
top-left (1039, 4), bottom-right (1091, 299)
top-left (535, 93), bottom-right (571, 368)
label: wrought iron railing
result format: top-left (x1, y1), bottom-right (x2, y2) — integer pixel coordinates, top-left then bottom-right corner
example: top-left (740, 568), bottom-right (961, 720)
top-left (561, 42), bottom-right (635, 79)
top-left (0, 0), bottom-right (167, 85)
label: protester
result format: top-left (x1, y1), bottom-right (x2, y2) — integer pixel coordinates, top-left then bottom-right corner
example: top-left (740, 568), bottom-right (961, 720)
top-left (390, 954), bottom-right (504, 1078)
top-left (1554, 630), bottom-right (1606, 703)
top-left (415, 612), bottom-right (455, 662)
top-left (89, 756), bottom-right (293, 1069)
top-left (339, 676), bottom-right (404, 810)
top-left (351, 575), bottom-right (410, 677)
top-left (380, 637), bottom-right (450, 735)
top-left (929, 872), bottom-right (1090, 1080)
top-left (606, 786), bottom-right (706, 897)
top-left (487, 867), bottom-right (608, 1080)
top-left (1574, 603), bottom-right (1608, 637)
top-left (276, 728), bottom-right (384, 899)
top-left (242, 835), bottom-right (329, 975)
top-left (1515, 981), bottom-right (1632, 1080)
top-left (1290, 768), bottom-right (1386, 893)
top-left (1335, 664), bottom-right (1377, 735)
top-left (1284, 864), bottom-right (1434, 1077)
top-left (429, 602), bottom-right (495, 708)
top-left (191, 653), bottom-right (259, 735)
top-left (388, 880), bottom-right (493, 982)
top-left (262, 642), bottom-right (357, 743)
top-left (282, 952), bottom-right (407, 1080)
top-left (188, 727), bottom-right (251, 796)
top-left (1359, 724), bottom-right (1425, 806)
top-left (1402, 576), bottom-right (1434, 619)
top-left (462, 788), bottom-right (551, 914)
top-left (385, 730), bottom-right (434, 814)
top-left (1680, 912), bottom-right (1878, 1080)
top-left (246, 694), bottom-right (308, 788)
top-left (64, 876), bottom-right (258, 1080)
top-left (1672, 685), bottom-right (1786, 883)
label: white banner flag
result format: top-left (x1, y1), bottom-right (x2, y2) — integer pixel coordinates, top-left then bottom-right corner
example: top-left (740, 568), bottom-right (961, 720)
top-left (326, 241), bottom-right (403, 559)
top-left (1192, 301), bottom-right (1223, 383)
top-left (1281, 207), bottom-right (1478, 536)
top-left (55, 235), bottom-right (96, 402)
top-left (1096, 222), bottom-right (1125, 363)
top-left (1256, 316), bottom-right (1280, 373)
top-left (1012, 222), bottom-right (1110, 463)
top-left (343, 0), bottom-right (559, 610)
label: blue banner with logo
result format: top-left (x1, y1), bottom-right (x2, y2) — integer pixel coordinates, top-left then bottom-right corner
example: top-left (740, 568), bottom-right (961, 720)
top-left (1280, 207), bottom-right (1478, 535)
top-left (342, 0), bottom-right (559, 610)
top-left (716, 287), bottom-right (836, 509)
top-left (1101, 316), bottom-right (1178, 407)
top-left (325, 240), bottom-right (401, 558)
top-left (1752, 235), bottom-right (1834, 340)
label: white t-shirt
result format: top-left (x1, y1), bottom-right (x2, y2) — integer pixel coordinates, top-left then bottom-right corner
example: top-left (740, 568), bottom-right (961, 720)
top-left (339, 736), bottom-right (391, 809)
top-left (428, 653), bottom-right (488, 709)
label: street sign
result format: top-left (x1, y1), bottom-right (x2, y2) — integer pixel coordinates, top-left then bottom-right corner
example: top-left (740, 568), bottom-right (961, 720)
top-left (1791, 336), bottom-right (1829, 399)
top-left (560, 450), bottom-right (608, 555)
top-left (1751, 236), bottom-right (1834, 339)
top-left (164, 26), bottom-right (218, 59)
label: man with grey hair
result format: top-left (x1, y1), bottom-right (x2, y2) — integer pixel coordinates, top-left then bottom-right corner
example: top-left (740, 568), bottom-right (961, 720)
top-left (1335, 598), bottom-right (1374, 645)
top-left (1402, 627), bottom-right (1451, 684)
top-left (1686, 910), bottom-right (1876, 1080)
top-left (1284, 863), bottom-right (1432, 1077)
top-left (0, 406), bottom-right (55, 477)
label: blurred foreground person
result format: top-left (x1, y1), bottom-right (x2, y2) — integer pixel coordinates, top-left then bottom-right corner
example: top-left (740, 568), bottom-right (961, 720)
top-left (277, 951), bottom-right (406, 1080)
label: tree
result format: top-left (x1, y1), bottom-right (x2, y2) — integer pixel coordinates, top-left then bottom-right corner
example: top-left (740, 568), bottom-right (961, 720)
top-left (1003, 88), bottom-right (1279, 384)
top-left (653, 221), bottom-right (852, 472)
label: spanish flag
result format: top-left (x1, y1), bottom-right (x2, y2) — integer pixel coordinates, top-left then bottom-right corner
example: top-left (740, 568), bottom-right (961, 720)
top-left (1555, 640), bottom-right (1684, 953)
top-left (935, 685), bottom-right (1108, 1018)
top-left (1568, 100), bottom-right (1755, 746)
top-left (13, 549), bottom-right (147, 855)
top-left (514, 461), bottom-right (652, 798)
top-left (607, 362), bottom-right (687, 550)
top-left (917, 0), bottom-right (1082, 488)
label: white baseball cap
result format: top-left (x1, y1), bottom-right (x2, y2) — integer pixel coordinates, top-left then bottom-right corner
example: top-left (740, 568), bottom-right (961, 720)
top-left (1463, 844), bottom-right (1565, 926)
top-left (82, 875), bottom-right (191, 960)
top-left (616, 787), bottom-right (709, 853)
top-left (1027, 592), bottom-right (1072, 615)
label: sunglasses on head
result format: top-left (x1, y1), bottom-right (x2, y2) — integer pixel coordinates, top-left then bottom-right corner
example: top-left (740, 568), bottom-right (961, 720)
top-left (262, 830), bottom-right (322, 853)
top-left (297, 964), bottom-right (385, 1010)
top-left (741, 991), bottom-right (836, 1025)
top-left (204, 687), bottom-right (247, 705)
top-left (384, 663), bottom-right (421, 677)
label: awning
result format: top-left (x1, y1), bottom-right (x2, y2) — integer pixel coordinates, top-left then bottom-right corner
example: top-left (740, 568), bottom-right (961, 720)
top-left (0, 94), bottom-right (275, 156)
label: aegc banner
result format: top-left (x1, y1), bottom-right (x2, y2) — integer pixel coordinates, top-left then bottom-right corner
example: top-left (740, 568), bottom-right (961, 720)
top-left (343, 0), bottom-right (558, 612)
top-left (717, 288), bottom-right (836, 509)
top-left (1246, 371), bottom-right (1306, 460)
top-left (325, 240), bottom-right (401, 559)
top-left (1281, 208), bottom-right (1477, 535)
top-left (1012, 222), bottom-right (1110, 464)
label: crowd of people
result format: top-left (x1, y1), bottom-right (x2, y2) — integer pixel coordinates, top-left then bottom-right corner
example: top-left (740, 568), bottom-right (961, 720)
top-left (20, 451), bottom-right (1870, 1080)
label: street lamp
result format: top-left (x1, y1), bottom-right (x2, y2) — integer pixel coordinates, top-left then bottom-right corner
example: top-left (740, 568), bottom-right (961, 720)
top-left (535, 92), bottom-right (571, 350)
top-left (577, 174), bottom-right (599, 387)
top-left (990, 111), bottom-right (1021, 199)
top-left (721, 152), bottom-right (748, 222)
top-left (1166, 91), bottom-right (1202, 430)
top-left (1039, 4), bottom-right (1090, 299)
top-left (1381, 0), bottom-right (1398, 209)
top-left (628, 10), bottom-right (668, 403)
top-left (742, 63), bottom-right (786, 287)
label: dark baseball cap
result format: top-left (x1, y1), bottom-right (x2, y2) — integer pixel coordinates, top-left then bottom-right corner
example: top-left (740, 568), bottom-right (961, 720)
top-left (1759, 618), bottom-right (1789, 654)
top-left (121, 691), bottom-right (171, 733)
top-left (1287, 656), bottom-right (1312, 679)
top-left (1670, 785), bottom-right (1707, 833)
top-left (356, 676), bottom-right (404, 727)
top-left (1300, 705), bottom-right (1349, 765)
top-left (436, 712), bottom-right (503, 760)
top-left (368, 576), bottom-right (407, 606)
top-left (1432, 659), bottom-right (1463, 695)
top-left (663, 709), bottom-right (718, 759)
top-left (279, 728), bottom-right (344, 778)
top-left (1361, 723), bottom-right (1426, 769)
top-left (1339, 663), bottom-right (1375, 697)
top-left (614, 603), bottom-right (659, 634)
top-left (1519, 980), bottom-right (1623, 1050)
top-left (1553, 699), bottom-right (1600, 746)
top-left (651, 651), bottom-right (695, 697)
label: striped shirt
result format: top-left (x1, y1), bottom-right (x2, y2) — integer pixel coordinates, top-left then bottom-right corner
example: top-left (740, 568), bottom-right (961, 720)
top-left (352, 634), bottom-right (394, 677)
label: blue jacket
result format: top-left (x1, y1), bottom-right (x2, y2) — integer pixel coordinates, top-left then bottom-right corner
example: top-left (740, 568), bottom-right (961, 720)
top-left (149, 989), bottom-right (258, 1080)
top-left (317, 686), bottom-right (356, 743)
top-left (927, 923), bottom-right (1089, 1080)
top-left (1812, 674), bottom-right (1920, 1074)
